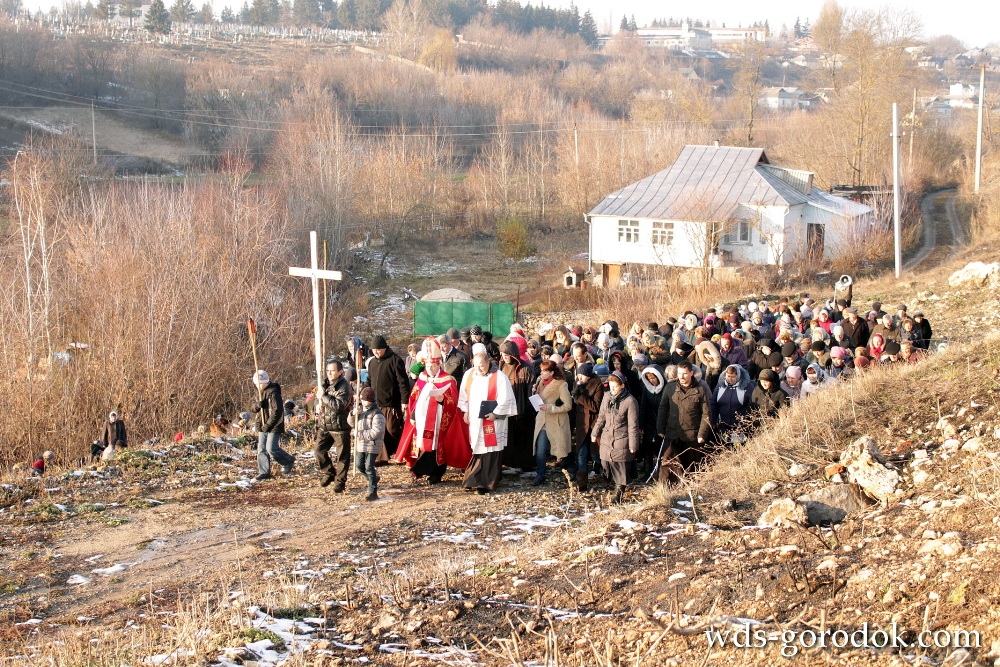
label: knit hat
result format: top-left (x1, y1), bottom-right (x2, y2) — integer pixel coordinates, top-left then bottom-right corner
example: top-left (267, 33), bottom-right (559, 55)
top-left (781, 342), bottom-right (797, 357)
top-left (836, 298), bottom-right (848, 307)
top-left (811, 340), bottom-right (826, 352)
top-left (632, 353), bottom-right (650, 366)
top-left (594, 363), bottom-right (610, 378)
top-left (759, 369), bottom-right (777, 382)
top-left (447, 327), bottom-right (461, 340)
top-left (410, 361), bottom-right (425, 376)
top-left (577, 362), bottom-right (594, 378)
top-left (856, 356), bottom-right (871, 368)
top-left (470, 325), bottom-right (483, 335)
top-left (786, 366), bottom-right (803, 379)
top-left (371, 335), bottom-right (388, 350)
top-left (253, 370), bottom-right (270, 384)
top-left (884, 340), bottom-right (901, 355)
top-left (721, 332), bottom-right (733, 342)
top-left (359, 387), bottom-right (375, 403)
top-left (610, 370), bottom-right (627, 385)
top-left (471, 343), bottom-right (487, 358)
top-left (767, 352), bottom-right (783, 368)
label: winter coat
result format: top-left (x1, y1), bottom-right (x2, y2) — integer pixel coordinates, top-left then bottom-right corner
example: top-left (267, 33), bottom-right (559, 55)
top-left (720, 343), bottom-right (749, 371)
top-left (799, 369), bottom-right (835, 399)
top-left (318, 375), bottom-right (352, 432)
top-left (780, 380), bottom-right (802, 401)
top-left (715, 366), bottom-right (753, 433)
top-left (102, 419), bottom-right (127, 449)
top-left (532, 378), bottom-right (573, 459)
top-left (368, 347), bottom-right (411, 409)
top-left (918, 318), bottom-right (933, 345)
top-left (442, 347), bottom-right (470, 385)
top-left (656, 379), bottom-right (713, 444)
top-left (750, 383), bottom-right (787, 421)
top-left (348, 404), bottom-right (386, 455)
top-left (256, 382), bottom-right (285, 434)
top-left (638, 367), bottom-right (665, 436)
top-left (871, 323), bottom-right (901, 344)
top-left (592, 389), bottom-right (639, 463)
top-left (840, 318), bottom-right (870, 349)
top-left (572, 376), bottom-right (604, 441)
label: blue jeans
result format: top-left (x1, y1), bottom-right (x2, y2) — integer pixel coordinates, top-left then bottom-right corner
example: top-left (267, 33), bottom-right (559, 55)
top-left (567, 437), bottom-right (590, 475)
top-left (257, 432), bottom-right (294, 477)
top-left (535, 429), bottom-right (550, 480)
top-left (354, 451), bottom-right (379, 493)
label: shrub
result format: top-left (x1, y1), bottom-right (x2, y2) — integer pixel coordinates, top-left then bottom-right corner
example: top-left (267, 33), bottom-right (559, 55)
top-left (496, 217), bottom-right (537, 261)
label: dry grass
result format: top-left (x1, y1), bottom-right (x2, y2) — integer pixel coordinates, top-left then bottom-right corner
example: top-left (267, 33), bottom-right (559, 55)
top-left (693, 333), bottom-right (1000, 504)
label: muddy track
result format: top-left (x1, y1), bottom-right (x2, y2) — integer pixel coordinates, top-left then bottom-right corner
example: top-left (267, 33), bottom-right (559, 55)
top-left (904, 189), bottom-right (966, 271)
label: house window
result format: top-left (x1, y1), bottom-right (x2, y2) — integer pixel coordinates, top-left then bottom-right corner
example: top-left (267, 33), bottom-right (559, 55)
top-left (652, 221), bottom-right (674, 246)
top-left (618, 219), bottom-right (640, 243)
top-left (724, 220), bottom-right (751, 244)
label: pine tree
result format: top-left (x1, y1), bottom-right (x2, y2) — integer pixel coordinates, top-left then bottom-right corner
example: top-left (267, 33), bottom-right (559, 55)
top-left (619, 14), bottom-right (628, 31)
top-left (802, 18), bottom-right (811, 37)
top-left (793, 16), bottom-right (801, 38)
top-left (764, 19), bottom-right (770, 36)
top-left (94, 0), bottom-right (114, 19)
top-left (248, 0), bottom-right (268, 23)
top-left (628, 14), bottom-right (637, 31)
top-left (579, 9), bottom-right (598, 49)
top-left (220, 5), bottom-right (234, 20)
top-left (145, 0), bottom-right (171, 33)
top-left (169, 0), bottom-right (194, 22)
top-left (199, 1), bottom-right (213, 22)
top-left (238, 0), bottom-right (250, 21)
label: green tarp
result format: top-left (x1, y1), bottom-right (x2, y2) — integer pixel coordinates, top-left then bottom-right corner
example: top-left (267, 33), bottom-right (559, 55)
top-left (413, 301), bottom-right (515, 337)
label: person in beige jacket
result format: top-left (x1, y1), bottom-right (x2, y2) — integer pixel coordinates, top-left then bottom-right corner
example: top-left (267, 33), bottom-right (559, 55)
top-left (531, 360), bottom-right (573, 486)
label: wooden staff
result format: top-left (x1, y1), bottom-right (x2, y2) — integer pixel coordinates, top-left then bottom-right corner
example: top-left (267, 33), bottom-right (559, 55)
top-left (352, 346), bottom-right (362, 478)
top-left (248, 318), bottom-right (265, 425)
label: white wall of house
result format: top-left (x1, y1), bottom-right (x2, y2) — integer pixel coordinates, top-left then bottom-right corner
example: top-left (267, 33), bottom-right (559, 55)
top-left (591, 203), bottom-right (870, 272)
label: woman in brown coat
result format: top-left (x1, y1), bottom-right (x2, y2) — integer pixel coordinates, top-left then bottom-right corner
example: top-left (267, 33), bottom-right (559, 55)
top-left (569, 362), bottom-right (603, 491)
top-left (531, 360), bottom-right (572, 485)
top-left (591, 371), bottom-right (639, 504)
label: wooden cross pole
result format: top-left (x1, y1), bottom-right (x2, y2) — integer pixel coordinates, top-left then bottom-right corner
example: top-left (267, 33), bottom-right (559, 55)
top-left (289, 231), bottom-right (343, 406)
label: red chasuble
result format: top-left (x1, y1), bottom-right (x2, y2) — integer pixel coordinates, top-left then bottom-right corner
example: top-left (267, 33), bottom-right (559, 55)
top-left (395, 370), bottom-right (472, 470)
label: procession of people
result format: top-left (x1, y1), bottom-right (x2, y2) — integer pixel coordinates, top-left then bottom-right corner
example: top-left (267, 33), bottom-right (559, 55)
top-left (244, 289), bottom-right (937, 502)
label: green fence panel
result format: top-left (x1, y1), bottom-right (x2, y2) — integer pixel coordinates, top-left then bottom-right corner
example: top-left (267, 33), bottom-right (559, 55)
top-left (490, 302), bottom-right (515, 335)
top-left (413, 302), bottom-right (454, 336)
top-left (413, 301), bottom-right (514, 337)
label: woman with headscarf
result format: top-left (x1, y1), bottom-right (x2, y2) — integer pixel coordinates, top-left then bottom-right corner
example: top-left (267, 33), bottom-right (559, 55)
top-left (553, 326), bottom-right (574, 359)
top-left (638, 365), bottom-right (666, 476)
top-left (569, 362), bottom-right (604, 491)
top-left (749, 369), bottom-right (788, 428)
top-left (867, 333), bottom-right (886, 361)
top-left (591, 370), bottom-right (639, 504)
top-left (498, 340), bottom-right (536, 472)
top-left (530, 360), bottom-right (573, 485)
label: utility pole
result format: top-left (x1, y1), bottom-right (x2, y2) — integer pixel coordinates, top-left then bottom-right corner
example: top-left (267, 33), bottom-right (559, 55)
top-left (975, 62), bottom-right (985, 194)
top-left (91, 102), bottom-right (97, 165)
top-left (908, 88), bottom-right (916, 171)
top-left (892, 102), bottom-right (901, 278)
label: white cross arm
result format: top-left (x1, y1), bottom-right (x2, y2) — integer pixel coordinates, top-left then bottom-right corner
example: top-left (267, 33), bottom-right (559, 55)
top-left (289, 267), bottom-right (342, 281)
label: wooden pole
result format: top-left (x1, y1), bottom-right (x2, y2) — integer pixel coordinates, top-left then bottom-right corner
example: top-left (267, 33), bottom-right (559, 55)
top-left (247, 318), bottom-right (264, 425)
top-left (322, 238), bottom-right (328, 363)
top-left (975, 63), bottom-right (986, 194)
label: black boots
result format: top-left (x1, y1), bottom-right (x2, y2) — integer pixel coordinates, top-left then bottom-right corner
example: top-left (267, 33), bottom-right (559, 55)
top-left (576, 471), bottom-right (589, 492)
top-left (612, 485), bottom-right (626, 504)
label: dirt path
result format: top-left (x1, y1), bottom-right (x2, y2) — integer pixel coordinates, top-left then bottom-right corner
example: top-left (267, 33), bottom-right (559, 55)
top-left (904, 189), bottom-right (966, 271)
top-left (0, 106), bottom-right (204, 166)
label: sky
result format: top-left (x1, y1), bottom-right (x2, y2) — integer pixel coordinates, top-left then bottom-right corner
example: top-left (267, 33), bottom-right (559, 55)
top-left (17, 0), bottom-right (997, 48)
top-left (563, 0), bottom-right (994, 48)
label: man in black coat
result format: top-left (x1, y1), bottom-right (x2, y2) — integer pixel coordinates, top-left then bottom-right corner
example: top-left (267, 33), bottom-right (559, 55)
top-left (368, 335), bottom-right (410, 460)
top-left (253, 370), bottom-right (295, 481)
top-left (655, 361), bottom-right (712, 484)
top-left (316, 360), bottom-right (352, 491)
top-left (840, 307), bottom-right (870, 349)
top-left (439, 334), bottom-right (470, 385)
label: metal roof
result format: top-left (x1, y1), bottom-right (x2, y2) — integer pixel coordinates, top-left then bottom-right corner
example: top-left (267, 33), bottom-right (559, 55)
top-left (587, 144), bottom-right (871, 221)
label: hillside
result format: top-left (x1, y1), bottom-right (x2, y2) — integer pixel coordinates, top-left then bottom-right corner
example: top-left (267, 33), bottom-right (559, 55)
top-left (2, 246), bottom-right (1000, 666)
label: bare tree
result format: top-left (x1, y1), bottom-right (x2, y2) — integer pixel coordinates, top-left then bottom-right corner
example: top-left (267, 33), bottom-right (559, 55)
top-left (731, 36), bottom-right (765, 146)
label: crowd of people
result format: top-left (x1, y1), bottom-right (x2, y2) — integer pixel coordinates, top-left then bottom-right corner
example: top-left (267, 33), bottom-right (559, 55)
top-left (246, 291), bottom-right (937, 503)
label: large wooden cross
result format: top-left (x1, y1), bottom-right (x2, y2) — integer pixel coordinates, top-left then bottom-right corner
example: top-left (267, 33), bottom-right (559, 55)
top-left (289, 230), bottom-right (342, 403)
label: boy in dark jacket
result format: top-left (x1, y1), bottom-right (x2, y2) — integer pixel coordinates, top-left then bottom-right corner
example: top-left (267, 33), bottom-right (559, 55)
top-left (749, 369), bottom-right (788, 428)
top-left (253, 370), bottom-right (295, 482)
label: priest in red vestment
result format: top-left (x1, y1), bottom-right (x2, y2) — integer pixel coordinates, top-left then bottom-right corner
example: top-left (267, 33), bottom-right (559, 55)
top-left (395, 338), bottom-right (471, 483)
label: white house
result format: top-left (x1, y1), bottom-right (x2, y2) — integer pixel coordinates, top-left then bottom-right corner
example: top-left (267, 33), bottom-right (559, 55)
top-left (634, 23), bottom-right (712, 51)
top-left (585, 145), bottom-right (874, 287)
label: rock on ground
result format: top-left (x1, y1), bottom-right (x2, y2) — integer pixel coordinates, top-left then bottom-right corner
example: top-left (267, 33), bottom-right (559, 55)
top-left (757, 498), bottom-right (808, 527)
top-left (796, 484), bottom-right (872, 525)
top-left (840, 436), bottom-right (901, 503)
top-left (948, 261), bottom-right (1000, 288)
